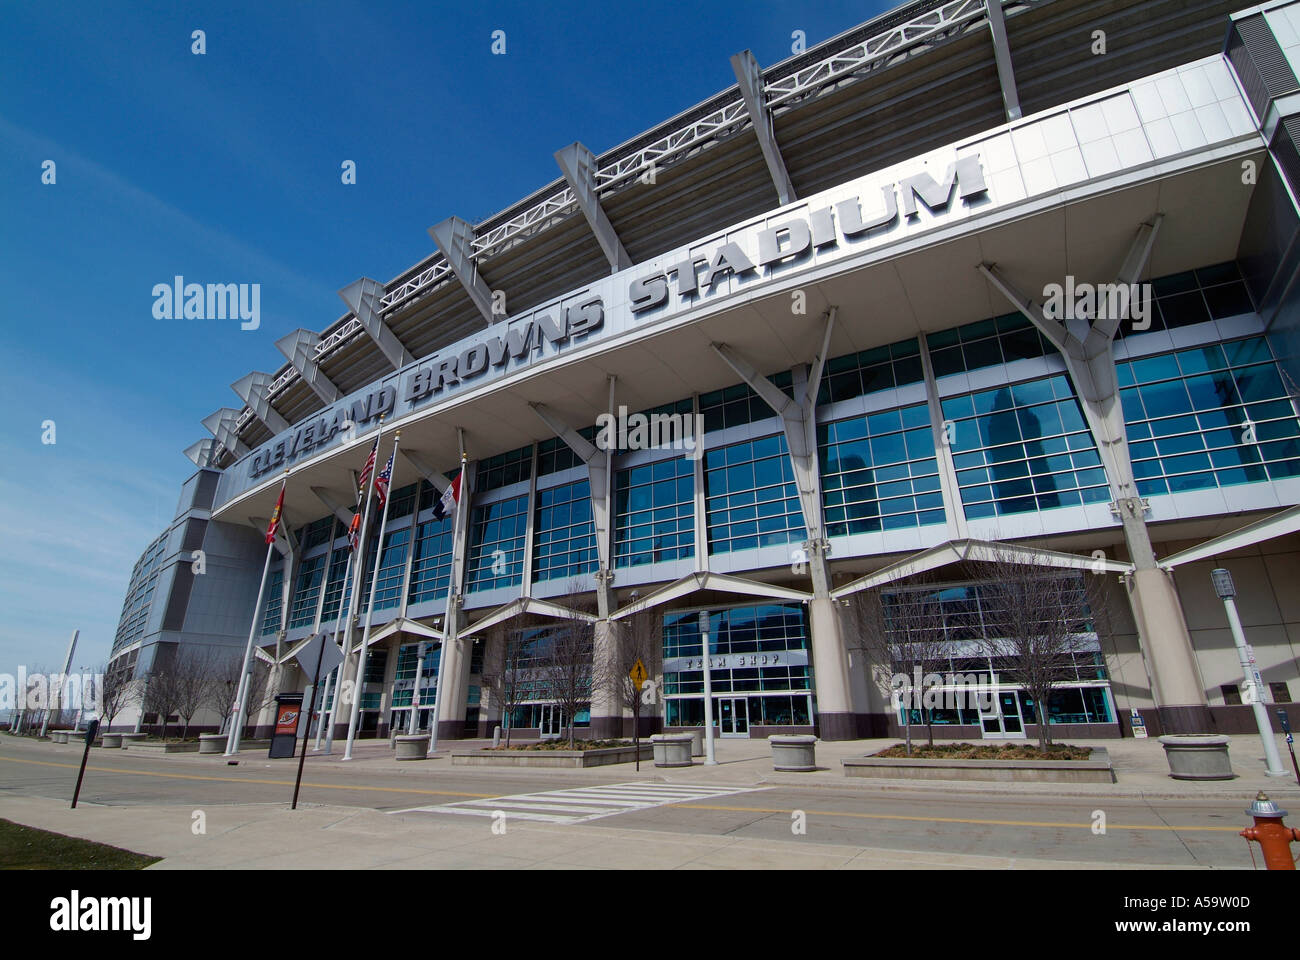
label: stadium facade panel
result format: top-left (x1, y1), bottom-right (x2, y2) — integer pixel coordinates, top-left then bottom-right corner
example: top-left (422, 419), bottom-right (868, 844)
top-left (112, 0), bottom-right (1300, 745)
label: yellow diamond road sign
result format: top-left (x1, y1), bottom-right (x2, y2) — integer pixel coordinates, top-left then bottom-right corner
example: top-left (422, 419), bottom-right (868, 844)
top-left (629, 659), bottom-right (647, 687)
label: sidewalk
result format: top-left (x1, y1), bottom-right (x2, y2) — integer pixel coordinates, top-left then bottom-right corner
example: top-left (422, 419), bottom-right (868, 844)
top-left (0, 795), bottom-right (1214, 871)
top-left (25, 730), bottom-right (1300, 800)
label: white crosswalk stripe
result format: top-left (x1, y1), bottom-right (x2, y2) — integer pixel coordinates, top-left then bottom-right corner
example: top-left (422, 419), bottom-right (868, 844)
top-left (391, 782), bottom-right (770, 824)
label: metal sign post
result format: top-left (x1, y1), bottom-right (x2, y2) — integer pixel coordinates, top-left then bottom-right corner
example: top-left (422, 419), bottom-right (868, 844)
top-left (70, 719), bottom-right (99, 809)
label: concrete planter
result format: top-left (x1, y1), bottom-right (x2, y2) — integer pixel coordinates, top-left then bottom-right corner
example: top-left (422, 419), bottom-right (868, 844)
top-left (51, 730), bottom-right (72, 744)
top-left (394, 734), bottom-right (430, 760)
top-left (451, 743), bottom-right (653, 768)
top-left (650, 733), bottom-right (694, 768)
top-left (198, 734), bottom-right (227, 754)
top-left (125, 740), bottom-right (200, 753)
top-left (769, 734), bottom-right (818, 772)
top-left (843, 748), bottom-right (1116, 783)
top-left (1158, 734), bottom-right (1233, 780)
top-left (101, 733), bottom-right (123, 749)
top-left (117, 733), bottom-right (147, 748)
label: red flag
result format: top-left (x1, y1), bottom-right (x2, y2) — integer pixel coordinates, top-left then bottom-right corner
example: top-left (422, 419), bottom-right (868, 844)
top-left (265, 486), bottom-right (285, 544)
top-left (346, 512), bottom-right (361, 552)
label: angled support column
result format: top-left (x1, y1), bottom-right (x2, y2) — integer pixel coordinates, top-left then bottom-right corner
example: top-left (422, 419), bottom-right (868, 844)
top-left (530, 382), bottom-right (621, 738)
top-left (400, 449), bottom-right (451, 491)
top-left (184, 439), bottom-right (216, 468)
top-left (711, 309), bottom-right (860, 739)
top-left (310, 486), bottom-right (356, 526)
top-left (429, 217), bottom-right (499, 325)
top-left (731, 50), bottom-right (796, 206)
top-left (203, 408), bottom-right (250, 459)
top-left (232, 372), bottom-right (291, 435)
top-left (339, 278), bottom-right (413, 370)
top-left (555, 142), bottom-right (631, 273)
top-left (978, 215), bottom-right (1210, 732)
top-left (276, 329), bottom-right (341, 404)
top-left (984, 0), bottom-right (1022, 121)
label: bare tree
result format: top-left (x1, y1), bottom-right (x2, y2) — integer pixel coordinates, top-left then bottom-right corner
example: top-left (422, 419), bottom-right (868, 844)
top-left (207, 654), bottom-right (272, 737)
top-left (847, 580), bottom-right (957, 753)
top-left (539, 589), bottom-right (597, 749)
top-left (96, 660), bottom-right (137, 733)
top-left (142, 659), bottom-right (182, 740)
top-left (971, 550), bottom-right (1099, 751)
top-left (479, 623), bottom-right (532, 748)
top-left (172, 649), bottom-right (219, 739)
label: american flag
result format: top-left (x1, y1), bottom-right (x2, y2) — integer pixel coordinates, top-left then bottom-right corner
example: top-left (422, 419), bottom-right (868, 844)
top-left (374, 452), bottom-right (395, 509)
top-left (356, 437), bottom-right (378, 501)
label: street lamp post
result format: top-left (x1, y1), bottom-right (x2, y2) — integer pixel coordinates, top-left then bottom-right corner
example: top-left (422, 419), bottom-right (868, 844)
top-left (1211, 568), bottom-right (1286, 777)
top-left (699, 610), bottom-right (717, 766)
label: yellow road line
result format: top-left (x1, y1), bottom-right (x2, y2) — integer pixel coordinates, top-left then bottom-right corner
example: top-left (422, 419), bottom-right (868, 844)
top-left (1, 752), bottom-right (1240, 832)
top-left (674, 802), bottom-right (1241, 832)
top-left (0, 753), bottom-right (494, 799)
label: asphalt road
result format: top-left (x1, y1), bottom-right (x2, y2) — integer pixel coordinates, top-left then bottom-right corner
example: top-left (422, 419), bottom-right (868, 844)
top-left (0, 737), bottom-right (1255, 868)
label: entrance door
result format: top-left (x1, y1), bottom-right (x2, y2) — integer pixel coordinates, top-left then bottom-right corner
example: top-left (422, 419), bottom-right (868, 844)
top-left (539, 704), bottom-right (564, 740)
top-left (979, 690), bottom-right (1025, 738)
top-left (718, 698), bottom-right (748, 737)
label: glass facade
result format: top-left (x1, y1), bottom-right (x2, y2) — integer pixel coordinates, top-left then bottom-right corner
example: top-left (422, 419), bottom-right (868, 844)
top-left (942, 374), bottom-right (1109, 518)
top-left (112, 532), bottom-right (167, 654)
top-left (287, 554), bottom-right (326, 628)
top-left (321, 548), bottom-right (353, 623)
top-left (466, 494), bottom-right (528, 592)
top-left (704, 434), bottom-right (805, 553)
top-left (1114, 261), bottom-right (1255, 338)
top-left (409, 516), bottom-right (454, 604)
top-left (477, 445), bottom-right (531, 491)
top-left (819, 402), bottom-right (944, 535)
top-left (928, 312), bottom-right (1058, 377)
top-left (358, 528), bottom-right (409, 613)
top-left (533, 479), bottom-right (598, 583)
top-left (818, 337), bottom-right (923, 405)
top-left (700, 372), bottom-right (793, 431)
top-left (260, 568), bottom-right (284, 636)
top-left (614, 457), bottom-right (695, 567)
top-left (1119, 337), bottom-right (1300, 495)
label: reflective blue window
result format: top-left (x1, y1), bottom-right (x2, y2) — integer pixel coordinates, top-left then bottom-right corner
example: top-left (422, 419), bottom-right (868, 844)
top-left (358, 527), bottom-right (409, 613)
top-left (467, 494), bottom-right (527, 591)
top-left (704, 434), bottom-right (805, 553)
top-left (409, 516), bottom-right (454, 604)
top-left (477, 446), bottom-right (532, 492)
top-left (941, 375), bottom-right (1109, 517)
top-left (701, 372), bottom-right (794, 432)
top-left (928, 313), bottom-right (1058, 378)
top-left (287, 554), bottom-right (326, 628)
top-left (533, 479), bottom-right (598, 583)
top-left (1115, 337), bottom-right (1300, 496)
top-left (260, 568), bottom-right (284, 636)
top-left (320, 548), bottom-right (354, 624)
top-left (818, 338), bottom-right (923, 404)
top-left (820, 402), bottom-right (944, 535)
top-left (615, 457), bottom-right (695, 567)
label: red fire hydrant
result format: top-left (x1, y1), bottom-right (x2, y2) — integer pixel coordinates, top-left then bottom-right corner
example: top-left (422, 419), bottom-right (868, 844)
top-left (1240, 791), bottom-right (1300, 870)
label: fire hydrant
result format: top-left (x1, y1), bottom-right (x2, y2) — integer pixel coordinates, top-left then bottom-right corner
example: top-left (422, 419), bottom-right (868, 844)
top-left (1240, 791), bottom-right (1300, 870)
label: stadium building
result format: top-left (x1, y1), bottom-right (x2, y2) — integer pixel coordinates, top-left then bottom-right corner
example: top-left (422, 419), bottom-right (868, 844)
top-left (111, 0), bottom-right (1300, 743)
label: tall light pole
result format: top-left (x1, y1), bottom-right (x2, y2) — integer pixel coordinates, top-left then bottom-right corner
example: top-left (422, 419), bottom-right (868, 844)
top-left (1211, 568), bottom-right (1286, 777)
top-left (698, 610), bottom-right (717, 766)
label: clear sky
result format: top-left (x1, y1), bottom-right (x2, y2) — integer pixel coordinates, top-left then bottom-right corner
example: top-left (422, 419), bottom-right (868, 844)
top-left (0, 0), bottom-right (892, 683)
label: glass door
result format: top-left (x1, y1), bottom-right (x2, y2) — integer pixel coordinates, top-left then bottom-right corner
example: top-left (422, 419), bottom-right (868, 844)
top-left (718, 698), bottom-right (749, 737)
top-left (979, 689), bottom-right (1026, 738)
top-left (539, 704), bottom-right (564, 739)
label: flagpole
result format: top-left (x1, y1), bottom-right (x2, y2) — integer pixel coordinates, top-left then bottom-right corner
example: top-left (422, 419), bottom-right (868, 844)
top-left (319, 549), bottom-right (353, 753)
top-left (428, 447), bottom-right (468, 756)
top-left (226, 470), bottom-right (288, 756)
top-left (343, 430), bottom-right (402, 760)
top-left (330, 421), bottom-right (384, 756)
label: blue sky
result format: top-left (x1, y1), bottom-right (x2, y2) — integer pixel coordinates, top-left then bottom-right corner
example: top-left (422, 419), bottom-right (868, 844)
top-left (0, 0), bottom-right (890, 680)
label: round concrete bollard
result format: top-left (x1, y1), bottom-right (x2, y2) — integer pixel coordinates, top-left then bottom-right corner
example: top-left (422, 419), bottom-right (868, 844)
top-left (118, 732), bottom-right (147, 749)
top-left (1158, 734), bottom-right (1233, 780)
top-left (394, 734), bottom-right (431, 760)
top-left (101, 733), bottom-right (123, 749)
top-left (650, 733), bottom-right (694, 768)
top-left (769, 734), bottom-right (818, 772)
top-left (51, 730), bottom-right (70, 744)
top-left (198, 733), bottom-right (227, 754)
